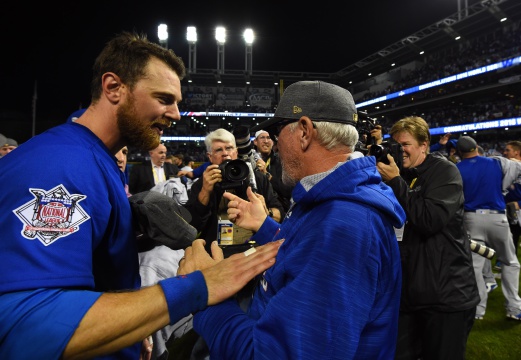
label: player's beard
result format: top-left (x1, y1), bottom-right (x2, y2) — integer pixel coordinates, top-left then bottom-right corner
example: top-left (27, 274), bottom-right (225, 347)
top-left (117, 94), bottom-right (161, 151)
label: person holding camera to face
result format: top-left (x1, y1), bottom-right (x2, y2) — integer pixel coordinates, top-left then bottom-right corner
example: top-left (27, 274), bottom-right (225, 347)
top-left (375, 116), bottom-right (479, 360)
top-left (185, 128), bottom-right (284, 252)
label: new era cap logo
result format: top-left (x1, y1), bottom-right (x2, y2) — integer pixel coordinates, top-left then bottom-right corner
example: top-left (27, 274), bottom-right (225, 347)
top-left (292, 106), bottom-right (302, 114)
top-left (353, 113), bottom-right (358, 123)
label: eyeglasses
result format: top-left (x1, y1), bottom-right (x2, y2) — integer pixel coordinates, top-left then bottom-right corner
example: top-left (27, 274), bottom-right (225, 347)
top-left (211, 145), bottom-right (235, 155)
top-left (273, 119), bottom-right (298, 138)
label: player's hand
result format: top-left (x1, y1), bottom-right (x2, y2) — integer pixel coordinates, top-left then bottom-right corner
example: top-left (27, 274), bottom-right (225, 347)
top-left (178, 240), bottom-right (223, 276)
top-left (201, 239), bottom-right (283, 305)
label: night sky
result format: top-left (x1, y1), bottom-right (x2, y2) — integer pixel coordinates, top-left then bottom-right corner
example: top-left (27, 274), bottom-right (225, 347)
top-left (0, 0), bottom-right (473, 139)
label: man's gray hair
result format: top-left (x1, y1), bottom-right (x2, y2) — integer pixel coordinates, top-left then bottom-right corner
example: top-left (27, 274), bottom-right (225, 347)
top-left (204, 128), bottom-right (236, 152)
top-left (288, 122), bottom-right (359, 152)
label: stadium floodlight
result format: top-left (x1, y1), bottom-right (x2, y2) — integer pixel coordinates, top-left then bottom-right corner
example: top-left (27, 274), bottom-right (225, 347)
top-left (243, 28), bottom-right (254, 45)
top-left (158, 24), bottom-right (168, 49)
top-left (215, 26), bottom-right (226, 44)
top-left (187, 26), bottom-right (197, 74)
top-left (216, 27), bottom-right (226, 74)
top-left (244, 28), bottom-right (254, 76)
top-left (187, 26), bottom-right (197, 43)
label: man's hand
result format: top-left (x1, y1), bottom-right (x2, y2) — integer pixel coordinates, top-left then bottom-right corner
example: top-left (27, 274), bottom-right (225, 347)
top-left (139, 336), bottom-right (153, 360)
top-left (201, 239), bottom-right (283, 305)
top-left (376, 154), bottom-right (401, 182)
top-left (256, 158), bottom-right (268, 174)
top-left (177, 239), bottom-right (223, 276)
top-left (202, 164), bottom-right (221, 189)
top-left (223, 186), bottom-right (268, 232)
top-left (439, 133), bottom-right (452, 146)
top-left (253, 193), bottom-right (270, 215)
top-left (198, 164), bottom-right (222, 206)
top-left (369, 125), bottom-right (383, 145)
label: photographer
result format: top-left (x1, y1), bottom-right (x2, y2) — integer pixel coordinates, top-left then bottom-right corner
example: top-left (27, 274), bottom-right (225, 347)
top-left (374, 116), bottom-right (479, 360)
top-left (185, 128), bottom-right (283, 250)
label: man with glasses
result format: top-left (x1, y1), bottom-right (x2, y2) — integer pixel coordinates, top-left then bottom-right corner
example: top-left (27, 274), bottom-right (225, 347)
top-left (190, 81), bottom-right (406, 359)
top-left (185, 128), bottom-right (284, 252)
top-left (254, 130), bottom-right (294, 213)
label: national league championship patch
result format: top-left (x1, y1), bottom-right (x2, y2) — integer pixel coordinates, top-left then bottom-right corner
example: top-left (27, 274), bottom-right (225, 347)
top-left (13, 185), bottom-right (90, 246)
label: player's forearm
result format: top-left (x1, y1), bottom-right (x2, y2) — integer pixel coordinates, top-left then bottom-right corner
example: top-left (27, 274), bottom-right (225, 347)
top-left (63, 285), bottom-right (169, 359)
top-left (64, 272), bottom-right (207, 360)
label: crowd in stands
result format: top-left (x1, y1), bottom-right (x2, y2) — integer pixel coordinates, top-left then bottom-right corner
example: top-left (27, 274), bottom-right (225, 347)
top-left (161, 21), bottom-right (521, 146)
top-left (180, 85), bottom-right (277, 114)
top-left (358, 22), bottom-right (521, 102)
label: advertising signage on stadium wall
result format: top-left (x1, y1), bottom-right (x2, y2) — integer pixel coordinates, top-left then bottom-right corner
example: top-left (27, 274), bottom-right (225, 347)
top-left (170, 117), bottom-right (521, 142)
top-left (382, 117), bottom-right (521, 139)
top-left (180, 111), bottom-right (275, 117)
top-left (433, 117), bottom-right (521, 135)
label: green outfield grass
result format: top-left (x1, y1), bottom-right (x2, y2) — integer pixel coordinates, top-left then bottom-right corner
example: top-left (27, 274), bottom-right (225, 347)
top-left (466, 261), bottom-right (521, 360)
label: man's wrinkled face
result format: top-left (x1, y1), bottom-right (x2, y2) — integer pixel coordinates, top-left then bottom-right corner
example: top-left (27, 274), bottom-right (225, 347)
top-left (207, 140), bottom-right (237, 165)
top-left (276, 123), bottom-right (300, 187)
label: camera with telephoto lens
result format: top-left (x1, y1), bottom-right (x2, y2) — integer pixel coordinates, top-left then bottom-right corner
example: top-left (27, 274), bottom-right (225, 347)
top-left (356, 110), bottom-right (404, 171)
top-left (217, 159), bottom-right (250, 190)
top-left (232, 125), bottom-right (259, 192)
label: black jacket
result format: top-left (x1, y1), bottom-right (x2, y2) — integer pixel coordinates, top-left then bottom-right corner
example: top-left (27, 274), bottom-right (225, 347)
top-left (387, 153), bottom-right (479, 312)
top-left (185, 169), bottom-right (284, 246)
top-left (128, 161), bottom-right (180, 195)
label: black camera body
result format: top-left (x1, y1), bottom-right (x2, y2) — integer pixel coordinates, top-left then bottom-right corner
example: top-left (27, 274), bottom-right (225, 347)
top-left (217, 159), bottom-right (250, 190)
top-left (368, 141), bottom-right (404, 170)
top-left (356, 110), bottom-right (403, 171)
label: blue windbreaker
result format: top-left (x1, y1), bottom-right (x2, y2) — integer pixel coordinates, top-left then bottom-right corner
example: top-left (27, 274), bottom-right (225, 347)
top-left (194, 156), bottom-right (406, 359)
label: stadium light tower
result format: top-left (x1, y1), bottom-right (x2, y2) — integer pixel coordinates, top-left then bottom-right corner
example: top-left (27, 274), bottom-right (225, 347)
top-left (158, 24), bottom-right (168, 49)
top-left (244, 28), bottom-right (254, 75)
top-left (457, 0), bottom-right (469, 20)
top-left (187, 26), bottom-right (197, 73)
top-left (215, 26), bottom-right (226, 74)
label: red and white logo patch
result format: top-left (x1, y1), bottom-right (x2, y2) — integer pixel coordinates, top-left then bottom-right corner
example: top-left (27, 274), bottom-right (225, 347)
top-left (13, 185), bottom-right (90, 246)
